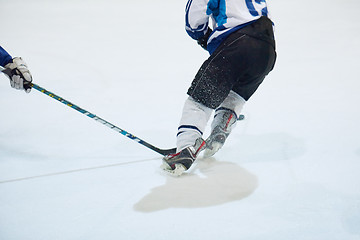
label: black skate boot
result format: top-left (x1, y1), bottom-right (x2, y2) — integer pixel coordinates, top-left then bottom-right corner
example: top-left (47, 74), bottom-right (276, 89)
top-left (162, 138), bottom-right (206, 176)
top-left (204, 109), bottom-right (239, 157)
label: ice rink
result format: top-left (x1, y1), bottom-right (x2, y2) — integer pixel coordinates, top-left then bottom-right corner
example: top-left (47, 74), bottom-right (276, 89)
top-left (1, 0), bottom-right (360, 239)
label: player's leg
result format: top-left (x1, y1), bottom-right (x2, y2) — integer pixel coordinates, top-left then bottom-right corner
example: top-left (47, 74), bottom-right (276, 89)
top-left (204, 91), bottom-right (246, 157)
top-left (161, 97), bottom-right (210, 175)
top-left (204, 17), bottom-right (277, 156)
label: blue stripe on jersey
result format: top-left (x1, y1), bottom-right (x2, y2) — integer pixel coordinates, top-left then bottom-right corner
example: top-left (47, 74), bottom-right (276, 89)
top-left (185, 0), bottom-right (192, 12)
top-left (246, 0), bottom-right (259, 17)
top-left (246, 0), bottom-right (268, 17)
top-left (207, 0), bottom-right (227, 26)
top-left (262, 7), bottom-right (268, 17)
top-left (0, 46), bottom-right (12, 67)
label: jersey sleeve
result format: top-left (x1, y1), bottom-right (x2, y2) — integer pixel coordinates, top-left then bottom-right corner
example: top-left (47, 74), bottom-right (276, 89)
top-left (0, 46), bottom-right (13, 67)
top-left (185, 0), bottom-right (210, 40)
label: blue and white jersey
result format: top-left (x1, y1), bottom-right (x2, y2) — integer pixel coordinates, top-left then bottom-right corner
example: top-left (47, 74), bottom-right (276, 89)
top-left (185, 0), bottom-right (270, 54)
top-left (0, 46), bottom-right (12, 67)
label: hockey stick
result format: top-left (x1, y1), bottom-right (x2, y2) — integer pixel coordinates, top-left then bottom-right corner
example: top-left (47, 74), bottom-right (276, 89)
top-left (0, 65), bottom-right (176, 156)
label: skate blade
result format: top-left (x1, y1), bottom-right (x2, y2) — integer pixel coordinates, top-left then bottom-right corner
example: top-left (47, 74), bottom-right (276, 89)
top-left (203, 142), bottom-right (223, 157)
top-left (161, 163), bottom-right (187, 177)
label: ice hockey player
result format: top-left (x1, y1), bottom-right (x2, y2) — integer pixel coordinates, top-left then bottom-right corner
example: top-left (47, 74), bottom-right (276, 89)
top-left (162, 0), bottom-right (277, 176)
top-left (0, 46), bottom-right (33, 92)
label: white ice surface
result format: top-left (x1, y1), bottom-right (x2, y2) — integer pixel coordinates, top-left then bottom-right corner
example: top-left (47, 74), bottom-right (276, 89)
top-left (1, 0), bottom-right (360, 239)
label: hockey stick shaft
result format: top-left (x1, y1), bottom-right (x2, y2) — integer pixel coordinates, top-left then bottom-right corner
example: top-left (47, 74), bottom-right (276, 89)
top-left (0, 66), bottom-right (175, 156)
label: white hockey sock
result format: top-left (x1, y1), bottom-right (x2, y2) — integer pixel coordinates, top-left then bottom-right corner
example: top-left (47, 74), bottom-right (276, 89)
top-left (177, 97), bottom-right (212, 152)
top-left (218, 90), bottom-right (246, 117)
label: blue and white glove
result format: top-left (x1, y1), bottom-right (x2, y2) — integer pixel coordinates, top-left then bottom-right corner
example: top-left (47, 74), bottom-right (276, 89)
top-left (4, 57), bottom-right (32, 93)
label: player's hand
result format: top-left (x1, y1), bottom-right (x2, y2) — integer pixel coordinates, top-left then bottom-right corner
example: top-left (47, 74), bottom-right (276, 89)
top-left (4, 57), bottom-right (33, 93)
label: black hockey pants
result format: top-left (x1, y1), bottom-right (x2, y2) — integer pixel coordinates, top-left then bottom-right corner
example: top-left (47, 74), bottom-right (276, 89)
top-left (187, 16), bottom-right (277, 109)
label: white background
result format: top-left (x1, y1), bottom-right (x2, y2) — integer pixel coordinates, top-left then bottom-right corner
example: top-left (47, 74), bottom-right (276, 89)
top-left (1, 0), bottom-right (359, 239)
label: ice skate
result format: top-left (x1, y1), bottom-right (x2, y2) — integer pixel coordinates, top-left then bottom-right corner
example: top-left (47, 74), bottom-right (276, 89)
top-left (204, 109), bottom-right (238, 157)
top-left (161, 138), bottom-right (206, 176)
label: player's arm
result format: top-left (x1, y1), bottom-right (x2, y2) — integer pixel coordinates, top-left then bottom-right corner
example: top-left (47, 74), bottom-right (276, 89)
top-left (185, 0), bottom-right (212, 50)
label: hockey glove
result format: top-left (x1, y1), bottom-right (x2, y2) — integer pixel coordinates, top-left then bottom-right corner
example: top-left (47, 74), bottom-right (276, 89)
top-left (4, 57), bottom-right (33, 93)
top-left (197, 27), bottom-right (212, 51)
